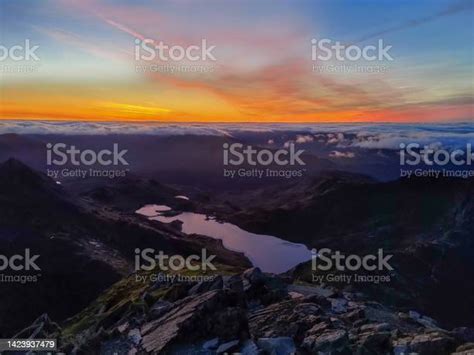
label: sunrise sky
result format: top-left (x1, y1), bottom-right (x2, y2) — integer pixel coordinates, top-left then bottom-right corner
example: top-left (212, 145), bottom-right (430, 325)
top-left (0, 0), bottom-right (473, 123)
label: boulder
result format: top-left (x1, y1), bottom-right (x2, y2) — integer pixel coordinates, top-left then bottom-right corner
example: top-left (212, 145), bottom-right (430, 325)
top-left (341, 308), bottom-right (365, 322)
top-left (359, 322), bottom-right (391, 333)
top-left (409, 332), bottom-right (456, 355)
top-left (393, 332), bottom-right (456, 355)
top-left (302, 329), bottom-right (349, 353)
top-left (305, 322), bottom-right (330, 336)
top-left (452, 342), bottom-right (474, 355)
top-left (355, 330), bottom-right (391, 354)
top-left (243, 267), bottom-right (265, 285)
top-left (224, 274), bottom-right (244, 293)
top-left (417, 315), bottom-right (439, 329)
top-left (293, 303), bottom-right (321, 316)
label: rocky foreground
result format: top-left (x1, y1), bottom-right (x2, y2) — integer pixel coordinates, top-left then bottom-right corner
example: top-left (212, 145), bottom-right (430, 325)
top-left (18, 267), bottom-right (474, 354)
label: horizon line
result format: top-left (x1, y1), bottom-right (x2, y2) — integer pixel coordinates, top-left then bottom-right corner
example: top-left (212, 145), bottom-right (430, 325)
top-left (0, 119), bottom-right (472, 125)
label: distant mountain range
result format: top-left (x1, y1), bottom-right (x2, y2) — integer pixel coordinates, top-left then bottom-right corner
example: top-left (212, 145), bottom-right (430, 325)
top-left (0, 125), bottom-right (473, 352)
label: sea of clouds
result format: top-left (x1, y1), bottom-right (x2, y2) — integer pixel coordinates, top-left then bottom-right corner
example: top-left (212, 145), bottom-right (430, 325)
top-left (0, 120), bottom-right (473, 151)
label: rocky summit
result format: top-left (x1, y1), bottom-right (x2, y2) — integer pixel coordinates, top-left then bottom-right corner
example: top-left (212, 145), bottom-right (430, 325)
top-left (17, 267), bottom-right (474, 354)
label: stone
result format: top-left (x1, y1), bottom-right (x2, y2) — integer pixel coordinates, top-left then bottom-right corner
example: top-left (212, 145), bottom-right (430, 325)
top-left (417, 315), bottom-right (439, 329)
top-left (356, 331), bottom-right (391, 354)
top-left (302, 329), bottom-right (349, 353)
top-left (360, 322), bottom-right (391, 333)
top-left (288, 291), bottom-right (304, 299)
top-left (410, 332), bottom-right (456, 355)
top-left (257, 337), bottom-right (296, 355)
top-left (305, 322), bottom-right (330, 336)
top-left (240, 339), bottom-right (259, 355)
top-left (149, 300), bottom-right (172, 319)
top-left (456, 342), bottom-right (474, 351)
top-left (341, 308), bottom-right (365, 322)
top-left (127, 328), bottom-right (141, 345)
top-left (452, 342), bottom-right (474, 354)
top-left (224, 274), bottom-right (244, 293)
top-left (216, 340), bottom-right (239, 354)
top-left (409, 310), bottom-right (421, 320)
top-left (202, 337), bottom-right (219, 350)
top-left (330, 298), bottom-right (348, 313)
top-left (243, 267), bottom-right (265, 285)
top-left (392, 337), bottom-right (412, 355)
top-left (117, 322), bottom-right (129, 334)
top-left (293, 302), bottom-right (321, 316)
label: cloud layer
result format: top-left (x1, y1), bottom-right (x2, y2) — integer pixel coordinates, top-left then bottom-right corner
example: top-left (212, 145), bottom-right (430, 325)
top-left (1, 121), bottom-right (472, 151)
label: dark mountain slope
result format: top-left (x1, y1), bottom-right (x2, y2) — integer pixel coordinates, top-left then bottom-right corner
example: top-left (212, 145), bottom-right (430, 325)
top-left (0, 159), bottom-right (249, 336)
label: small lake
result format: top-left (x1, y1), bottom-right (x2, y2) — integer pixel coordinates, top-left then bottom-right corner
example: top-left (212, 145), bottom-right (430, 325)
top-left (136, 204), bottom-right (312, 274)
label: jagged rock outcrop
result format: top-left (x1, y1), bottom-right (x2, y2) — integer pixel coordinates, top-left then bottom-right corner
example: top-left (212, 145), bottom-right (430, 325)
top-left (16, 267), bottom-right (473, 354)
top-left (141, 289), bottom-right (246, 353)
